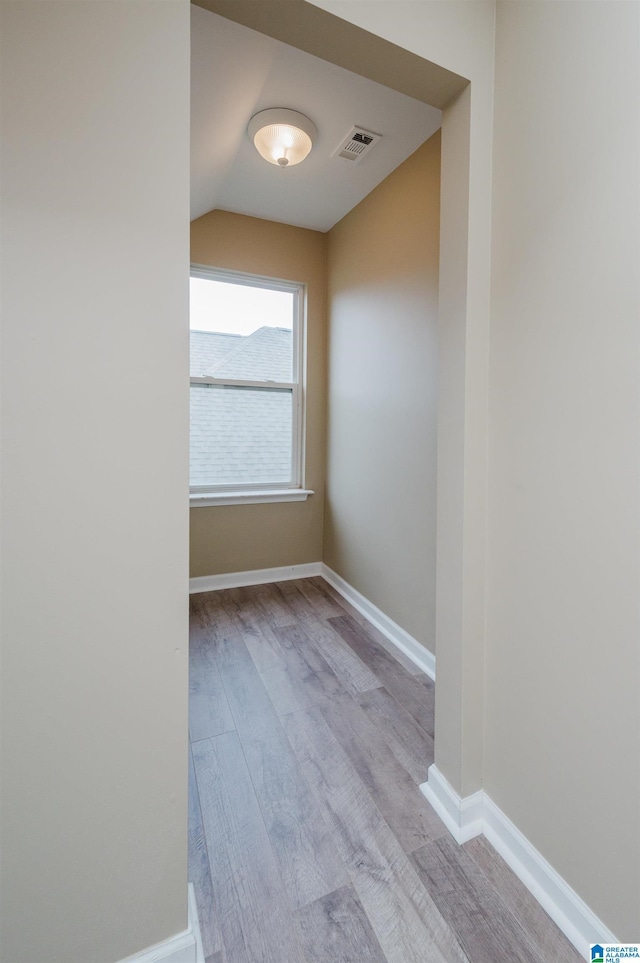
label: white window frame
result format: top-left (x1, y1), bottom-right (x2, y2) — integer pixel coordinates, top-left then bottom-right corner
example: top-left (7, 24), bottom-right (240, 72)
top-left (189, 264), bottom-right (312, 507)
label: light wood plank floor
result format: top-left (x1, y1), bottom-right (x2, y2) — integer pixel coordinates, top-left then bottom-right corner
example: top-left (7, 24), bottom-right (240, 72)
top-left (189, 577), bottom-right (581, 963)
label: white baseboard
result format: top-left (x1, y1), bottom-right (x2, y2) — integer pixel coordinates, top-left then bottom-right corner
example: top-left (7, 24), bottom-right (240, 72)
top-left (119, 884), bottom-right (204, 963)
top-left (189, 562), bottom-right (322, 594)
top-left (421, 766), bottom-right (617, 958)
top-left (420, 764), bottom-right (483, 843)
top-left (320, 564), bottom-right (436, 680)
top-left (481, 795), bottom-right (617, 958)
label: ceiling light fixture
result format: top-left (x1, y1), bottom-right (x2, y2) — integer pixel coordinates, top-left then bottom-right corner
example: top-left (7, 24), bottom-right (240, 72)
top-left (247, 108), bottom-right (317, 168)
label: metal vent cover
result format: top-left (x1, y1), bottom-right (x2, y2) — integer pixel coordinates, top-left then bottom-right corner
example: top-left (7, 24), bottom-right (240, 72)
top-left (333, 126), bottom-right (382, 164)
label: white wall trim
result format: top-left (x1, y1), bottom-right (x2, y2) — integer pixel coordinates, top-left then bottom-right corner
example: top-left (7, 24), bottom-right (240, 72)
top-left (481, 795), bottom-right (617, 958)
top-left (421, 766), bottom-right (617, 958)
top-left (189, 562), bottom-right (322, 593)
top-left (119, 884), bottom-right (203, 963)
top-left (320, 564), bottom-right (436, 680)
top-left (190, 489), bottom-right (314, 508)
top-left (420, 764), bottom-right (483, 843)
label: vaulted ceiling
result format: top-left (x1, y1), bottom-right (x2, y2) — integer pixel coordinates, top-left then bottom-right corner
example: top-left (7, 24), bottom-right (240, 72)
top-left (191, 5), bottom-right (442, 232)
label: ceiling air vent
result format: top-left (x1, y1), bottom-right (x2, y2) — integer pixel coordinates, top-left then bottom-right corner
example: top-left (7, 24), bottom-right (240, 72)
top-left (333, 126), bottom-right (382, 164)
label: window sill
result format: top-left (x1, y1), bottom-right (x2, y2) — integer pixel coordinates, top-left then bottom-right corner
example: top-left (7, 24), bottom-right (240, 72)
top-left (190, 489), bottom-right (314, 508)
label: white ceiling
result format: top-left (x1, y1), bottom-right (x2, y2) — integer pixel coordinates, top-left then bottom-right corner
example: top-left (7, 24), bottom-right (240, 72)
top-left (191, 6), bottom-right (442, 233)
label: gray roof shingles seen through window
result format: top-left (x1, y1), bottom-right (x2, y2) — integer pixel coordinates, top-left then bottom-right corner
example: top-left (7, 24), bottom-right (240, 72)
top-left (190, 326), bottom-right (294, 487)
top-left (190, 330), bottom-right (242, 377)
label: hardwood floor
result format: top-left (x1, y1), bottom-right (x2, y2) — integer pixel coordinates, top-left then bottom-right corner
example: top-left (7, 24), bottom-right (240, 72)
top-left (189, 578), bottom-right (581, 963)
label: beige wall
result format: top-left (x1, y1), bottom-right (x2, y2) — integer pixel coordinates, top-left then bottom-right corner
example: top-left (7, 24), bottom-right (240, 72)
top-left (190, 211), bottom-right (327, 577)
top-left (486, 1), bottom-right (640, 937)
top-left (310, 0), bottom-right (496, 800)
top-left (310, 0), bottom-right (640, 943)
top-left (325, 133), bottom-right (441, 651)
top-left (0, 3), bottom-right (190, 962)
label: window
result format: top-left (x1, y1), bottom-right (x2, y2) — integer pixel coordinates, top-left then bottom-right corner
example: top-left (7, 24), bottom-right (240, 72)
top-left (189, 266), bottom-right (310, 506)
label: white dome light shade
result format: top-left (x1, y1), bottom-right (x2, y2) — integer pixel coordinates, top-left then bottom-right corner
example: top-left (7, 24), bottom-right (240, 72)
top-left (247, 108), bottom-right (317, 168)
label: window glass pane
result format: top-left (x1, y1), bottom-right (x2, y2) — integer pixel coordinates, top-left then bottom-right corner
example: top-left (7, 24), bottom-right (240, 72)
top-left (190, 277), bottom-right (293, 382)
top-left (190, 383), bottom-right (293, 488)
